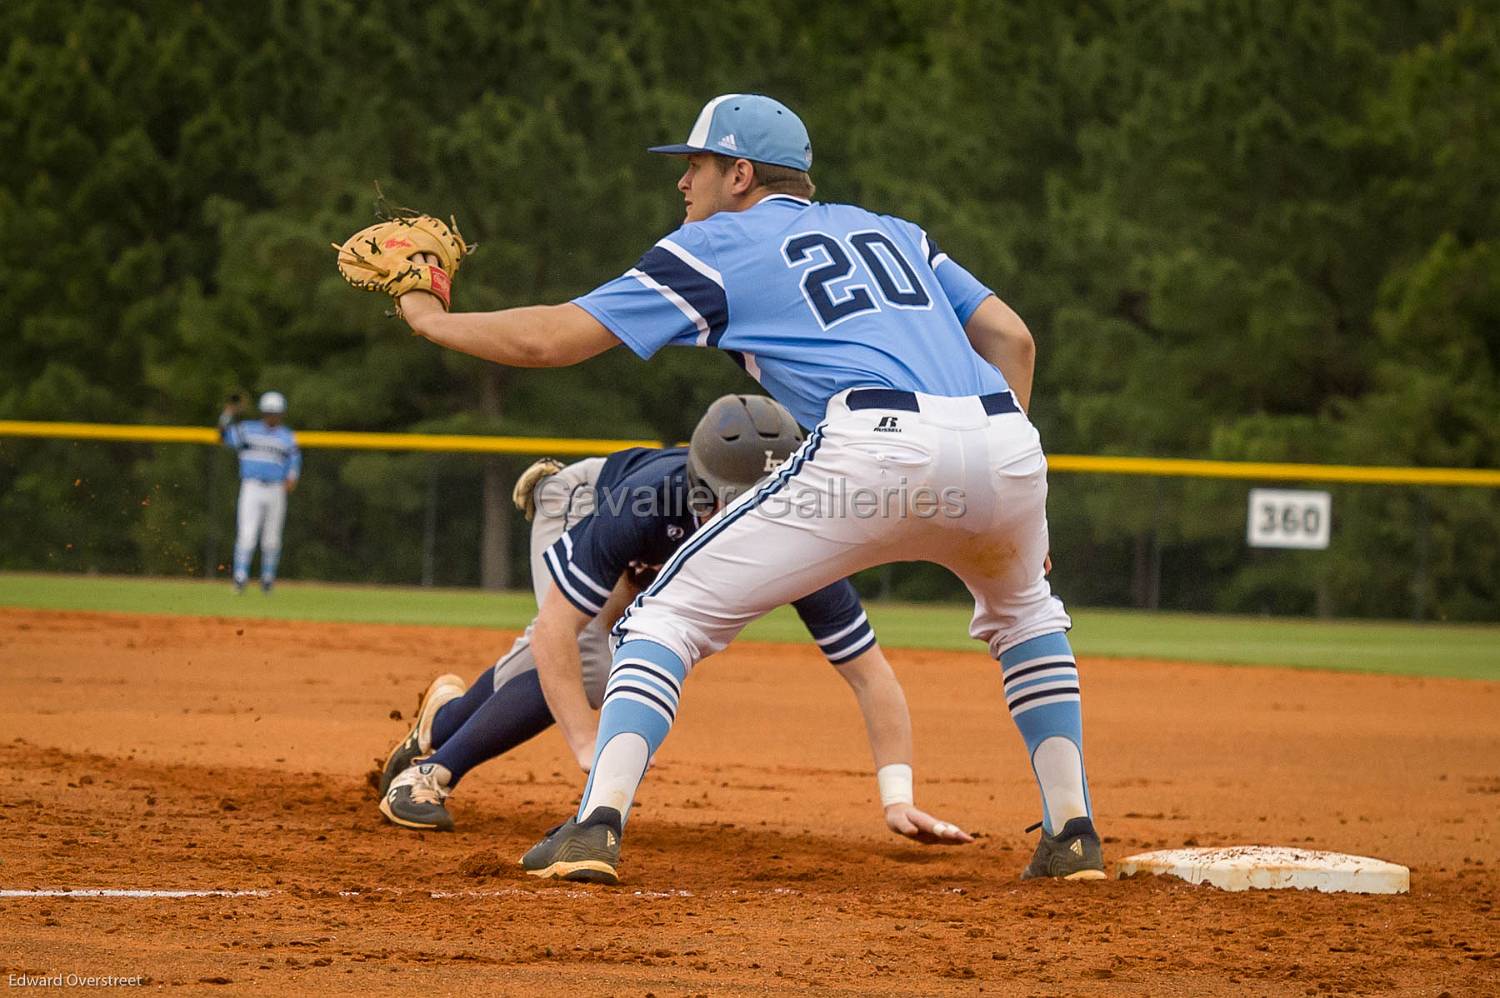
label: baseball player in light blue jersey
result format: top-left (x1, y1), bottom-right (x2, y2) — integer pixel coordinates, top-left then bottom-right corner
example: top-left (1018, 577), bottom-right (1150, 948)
top-left (395, 94), bottom-right (1103, 884)
top-left (219, 391), bottom-right (301, 593)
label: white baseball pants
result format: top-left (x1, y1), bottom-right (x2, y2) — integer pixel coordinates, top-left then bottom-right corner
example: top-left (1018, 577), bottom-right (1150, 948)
top-left (616, 388), bottom-right (1071, 664)
top-left (233, 479), bottom-right (288, 583)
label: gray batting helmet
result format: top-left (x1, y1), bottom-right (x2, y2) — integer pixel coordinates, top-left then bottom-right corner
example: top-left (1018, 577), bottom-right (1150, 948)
top-left (687, 395), bottom-right (804, 509)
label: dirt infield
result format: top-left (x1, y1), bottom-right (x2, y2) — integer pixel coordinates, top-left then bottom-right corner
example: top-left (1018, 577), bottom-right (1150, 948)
top-left (1, 609), bottom-right (1496, 996)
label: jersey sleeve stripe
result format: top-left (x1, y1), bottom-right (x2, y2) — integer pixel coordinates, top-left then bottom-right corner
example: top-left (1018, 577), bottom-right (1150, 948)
top-left (820, 618), bottom-right (875, 659)
top-left (655, 238), bottom-right (724, 286)
top-left (567, 561), bottom-right (612, 601)
top-left (811, 610), bottom-right (869, 647)
top-left (631, 246), bottom-right (729, 347)
top-left (554, 532), bottom-right (613, 600)
top-left (626, 269), bottom-right (710, 344)
top-left (543, 543), bottom-right (604, 616)
top-left (824, 627), bottom-right (877, 664)
top-left (921, 231), bottom-right (946, 267)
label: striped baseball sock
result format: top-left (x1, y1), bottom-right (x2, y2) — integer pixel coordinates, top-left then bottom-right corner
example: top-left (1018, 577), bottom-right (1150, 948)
top-left (576, 639), bottom-right (686, 826)
top-left (999, 631), bottom-right (1092, 835)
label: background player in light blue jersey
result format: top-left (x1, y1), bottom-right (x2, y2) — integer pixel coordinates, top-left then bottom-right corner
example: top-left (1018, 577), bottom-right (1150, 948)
top-left (394, 94), bottom-right (1103, 885)
top-left (375, 395), bottom-right (972, 846)
top-left (218, 390), bottom-right (301, 593)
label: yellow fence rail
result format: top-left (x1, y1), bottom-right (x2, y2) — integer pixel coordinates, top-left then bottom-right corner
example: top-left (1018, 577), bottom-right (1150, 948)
top-left (3, 419), bottom-right (1499, 487)
top-left (0, 420), bottom-right (660, 459)
top-left (1043, 454), bottom-right (1500, 487)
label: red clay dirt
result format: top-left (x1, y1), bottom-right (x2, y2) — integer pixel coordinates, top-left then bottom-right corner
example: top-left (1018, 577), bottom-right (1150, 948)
top-left (0, 607), bottom-right (1496, 996)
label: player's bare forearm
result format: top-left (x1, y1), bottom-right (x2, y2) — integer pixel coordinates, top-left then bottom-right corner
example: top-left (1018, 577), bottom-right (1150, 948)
top-left (836, 644), bottom-right (973, 844)
top-left (400, 294), bottom-right (620, 368)
top-left (834, 644), bottom-right (913, 770)
top-left (531, 583), bottom-right (600, 771)
top-left (964, 295), bottom-right (1035, 411)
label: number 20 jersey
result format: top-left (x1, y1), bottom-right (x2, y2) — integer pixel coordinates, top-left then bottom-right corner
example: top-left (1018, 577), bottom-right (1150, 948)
top-left (573, 194), bottom-right (1011, 429)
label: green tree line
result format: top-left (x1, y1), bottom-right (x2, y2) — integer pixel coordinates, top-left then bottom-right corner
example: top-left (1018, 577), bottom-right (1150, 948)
top-left (2, 0), bottom-right (1495, 619)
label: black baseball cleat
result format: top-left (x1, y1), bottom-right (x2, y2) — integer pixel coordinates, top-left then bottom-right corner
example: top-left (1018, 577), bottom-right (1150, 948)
top-left (379, 762), bottom-right (455, 832)
top-left (379, 673), bottom-right (467, 796)
top-left (520, 807), bottom-right (623, 884)
top-left (1021, 816), bottom-right (1108, 880)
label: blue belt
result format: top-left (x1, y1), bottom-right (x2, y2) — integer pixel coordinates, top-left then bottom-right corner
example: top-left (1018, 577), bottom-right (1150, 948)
top-left (846, 388), bottom-right (1019, 416)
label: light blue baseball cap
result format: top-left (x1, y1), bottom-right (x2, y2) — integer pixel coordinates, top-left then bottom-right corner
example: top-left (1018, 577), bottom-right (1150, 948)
top-left (648, 94), bottom-right (812, 171)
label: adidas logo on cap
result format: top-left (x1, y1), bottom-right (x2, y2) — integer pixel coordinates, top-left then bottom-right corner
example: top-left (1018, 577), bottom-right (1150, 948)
top-left (718, 133), bottom-right (738, 151)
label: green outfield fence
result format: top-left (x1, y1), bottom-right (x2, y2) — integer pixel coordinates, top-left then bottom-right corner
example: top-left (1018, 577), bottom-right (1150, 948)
top-left (2, 420), bottom-right (1497, 621)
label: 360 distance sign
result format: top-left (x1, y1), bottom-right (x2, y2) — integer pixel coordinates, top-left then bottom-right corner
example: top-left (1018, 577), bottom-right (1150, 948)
top-left (1246, 489), bottom-right (1332, 550)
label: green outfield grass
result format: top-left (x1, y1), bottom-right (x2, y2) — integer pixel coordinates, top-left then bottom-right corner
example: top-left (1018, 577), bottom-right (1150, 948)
top-left (1, 573), bottom-right (1496, 681)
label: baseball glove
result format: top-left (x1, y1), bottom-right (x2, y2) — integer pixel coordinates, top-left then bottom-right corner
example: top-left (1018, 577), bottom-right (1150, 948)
top-left (512, 458), bottom-right (567, 521)
top-left (332, 210), bottom-right (472, 312)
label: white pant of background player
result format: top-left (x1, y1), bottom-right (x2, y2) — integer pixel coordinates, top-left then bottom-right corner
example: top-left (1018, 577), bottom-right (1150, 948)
top-left (233, 479), bottom-right (288, 586)
top-left (587, 388), bottom-right (1082, 818)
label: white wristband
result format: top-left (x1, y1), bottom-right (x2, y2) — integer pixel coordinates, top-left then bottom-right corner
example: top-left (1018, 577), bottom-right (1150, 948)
top-left (877, 763), bottom-right (914, 807)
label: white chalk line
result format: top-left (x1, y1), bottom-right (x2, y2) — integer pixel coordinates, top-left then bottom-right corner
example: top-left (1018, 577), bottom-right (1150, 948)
top-left (0, 887), bottom-right (697, 900)
top-left (1, 885), bottom-right (865, 902)
top-left (0, 889), bottom-right (272, 899)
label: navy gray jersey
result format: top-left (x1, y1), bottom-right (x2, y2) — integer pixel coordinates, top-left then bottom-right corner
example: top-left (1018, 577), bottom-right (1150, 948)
top-left (544, 446), bottom-right (876, 664)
